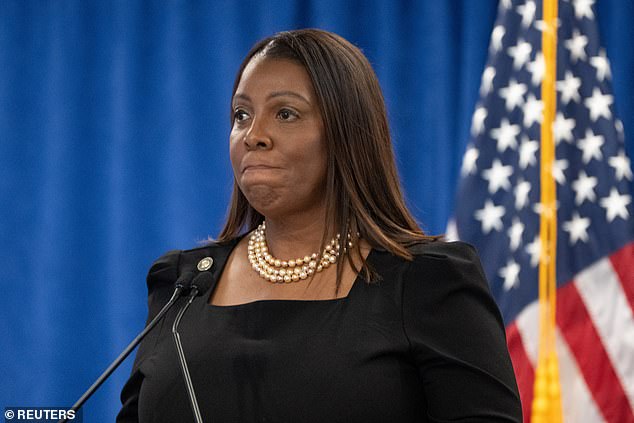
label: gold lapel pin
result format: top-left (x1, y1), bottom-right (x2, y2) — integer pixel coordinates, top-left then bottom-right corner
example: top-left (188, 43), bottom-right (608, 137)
top-left (197, 257), bottom-right (213, 271)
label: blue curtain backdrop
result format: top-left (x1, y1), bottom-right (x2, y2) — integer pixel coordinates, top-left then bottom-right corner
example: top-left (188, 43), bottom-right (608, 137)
top-left (1, 1), bottom-right (632, 421)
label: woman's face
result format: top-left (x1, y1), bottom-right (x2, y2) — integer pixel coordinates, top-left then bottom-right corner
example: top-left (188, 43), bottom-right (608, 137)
top-left (230, 56), bottom-right (327, 220)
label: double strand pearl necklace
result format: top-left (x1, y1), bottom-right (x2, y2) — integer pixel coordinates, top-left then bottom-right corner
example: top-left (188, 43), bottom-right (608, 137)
top-left (247, 221), bottom-right (346, 283)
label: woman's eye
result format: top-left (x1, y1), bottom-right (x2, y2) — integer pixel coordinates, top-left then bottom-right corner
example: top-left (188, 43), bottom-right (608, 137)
top-left (277, 109), bottom-right (298, 121)
top-left (233, 109), bottom-right (249, 122)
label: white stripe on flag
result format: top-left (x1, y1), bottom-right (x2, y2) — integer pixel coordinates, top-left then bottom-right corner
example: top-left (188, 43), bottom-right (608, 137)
top-left (575, 257), bottom-right (634, 409)
top-left (555, 328), bottom-right (605, 423)
top-left (515, 300), bottom-right (539, 365)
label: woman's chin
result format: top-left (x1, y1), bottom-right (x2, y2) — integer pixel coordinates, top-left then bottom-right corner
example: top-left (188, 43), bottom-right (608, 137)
top-left (243, 186), bottom-right (283, 214)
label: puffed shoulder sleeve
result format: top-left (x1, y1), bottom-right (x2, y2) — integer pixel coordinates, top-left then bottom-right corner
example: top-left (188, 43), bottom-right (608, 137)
top-left (402, 242), bottom-right (522, 422)
top-left (116, 250), bottom-right (181, 423)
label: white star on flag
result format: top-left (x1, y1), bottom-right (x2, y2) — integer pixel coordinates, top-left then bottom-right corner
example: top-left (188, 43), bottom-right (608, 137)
top-left (491, 26), bottom-right (505, 53)
top-left (590, 49), bottom-right (611, 82)
top-left (600, 188), bottom-right (631, 222)
top-left (507, 39), bottom-right (532, 70)
top-left (491, 118), bottom-right (520, 152)
top-left (525, 235), bottom-right (541, 267)
top-left (474, 200), bottom-right (506, 234)
top-left (480, 66), bottom-right (496, 96)
top-left (571, 170), bottom-right (598, 205)
top-left (527, 52), bottom-right (545, 86)
top-left (517, 1), bottom-right (537, 28)
top-left (578, 129), bottom-right (605, 164)
top-left (514, 179), bottom-right (531, 210)
top-left (461, 146), bottom-right (479, 176)
top-left (523, 94), bottom-right (543, 127)
top-left (553, 159), bottom-right (569, 185)
top-left (563, 212), bottom-right (591, 244)
top-left (557, 71), bottom-right (581, 105)
top-left (584, 88), bottom-right (613, 122)
top-left (499, 79), bottom-right (527, 111)
top-left (572, 0), bottom-right (595, 20)
top-left (482, 159), bottom-right (513, 194)
top-left (609, 151), bottom-right (633, 181)
top-left (519, 137), bottom-right (539, 169)
top-left (508, 217), bottom-right (525, 251)
top-left (616, 119), bottom-right (625, 140)
top-left (565, 29), bottom-right (588, 63)
top-left (499, 259), bottom-right (521, 291)
top-left (534, 18), bottom-right (562, 33)
top-left (471, 106), bottom-right (487, 136)
top-left (553, 112), bottom-right (575, 144)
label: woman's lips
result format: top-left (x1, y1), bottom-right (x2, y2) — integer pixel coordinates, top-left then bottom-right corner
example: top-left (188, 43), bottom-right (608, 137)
top-left (242, 165), bottom-right (279, 173)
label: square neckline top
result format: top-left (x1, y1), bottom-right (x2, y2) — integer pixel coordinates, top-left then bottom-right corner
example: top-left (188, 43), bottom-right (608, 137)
top-left (204, 234), bottom-right (375, 309)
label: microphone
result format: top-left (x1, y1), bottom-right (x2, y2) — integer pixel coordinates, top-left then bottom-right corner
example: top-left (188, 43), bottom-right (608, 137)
top-left (172, 272), bottom-right (214, 423)
top-left (59, 271), bottom-right (196, 423)
top-left (189, 272), bottom-right (213, 298)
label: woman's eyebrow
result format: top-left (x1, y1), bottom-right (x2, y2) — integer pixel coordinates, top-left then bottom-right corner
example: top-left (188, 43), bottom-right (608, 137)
top-left (232, 93), bottom-right (251, 104)
top-left (233, 91), bottom-right (310, 106)
top-left (267, 90), bottom-right (310, 105)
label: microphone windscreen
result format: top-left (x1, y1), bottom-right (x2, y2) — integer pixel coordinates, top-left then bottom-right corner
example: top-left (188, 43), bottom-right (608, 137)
top-left (191, 272), bottom-right (214, 296)
top-left (174, 271), bottom-right (195, 292)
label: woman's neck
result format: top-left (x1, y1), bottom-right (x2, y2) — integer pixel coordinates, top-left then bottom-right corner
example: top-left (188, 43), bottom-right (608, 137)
top-left (262, 209), bottom-right (333, 260)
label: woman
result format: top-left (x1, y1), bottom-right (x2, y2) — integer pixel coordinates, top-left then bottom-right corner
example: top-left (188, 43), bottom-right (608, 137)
top-left (118, 29), bottom-right (522, 422)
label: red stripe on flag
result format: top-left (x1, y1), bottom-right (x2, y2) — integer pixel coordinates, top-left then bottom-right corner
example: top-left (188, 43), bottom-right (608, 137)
top-left (610, 242), bottom-right (634, 312)
top-left (506, 322), bottom-right (534, 423)
top-left (557, 281), bottom-right (634, 423)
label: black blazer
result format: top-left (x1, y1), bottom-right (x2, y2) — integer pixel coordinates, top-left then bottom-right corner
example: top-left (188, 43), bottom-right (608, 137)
top-left (117, 239), bottom-right (522, 422)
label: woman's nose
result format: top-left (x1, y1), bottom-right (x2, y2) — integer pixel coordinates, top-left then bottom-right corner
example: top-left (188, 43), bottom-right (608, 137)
top-left (244, 118), bottom-right (272, 150)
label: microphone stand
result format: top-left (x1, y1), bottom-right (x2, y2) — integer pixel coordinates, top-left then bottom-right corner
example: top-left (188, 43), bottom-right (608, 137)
top-left (59, 274), bottom-right (194, 423)
top-left (172, 275), bottom-right (211, 423)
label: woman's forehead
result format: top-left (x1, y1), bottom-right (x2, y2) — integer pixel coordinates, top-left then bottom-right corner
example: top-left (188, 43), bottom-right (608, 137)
top-left (235, 57), bottom-right (316, 99)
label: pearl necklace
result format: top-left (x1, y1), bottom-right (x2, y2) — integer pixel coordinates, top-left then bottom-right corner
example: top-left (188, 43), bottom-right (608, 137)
top-left (247, 221), bottom-right (345, 283)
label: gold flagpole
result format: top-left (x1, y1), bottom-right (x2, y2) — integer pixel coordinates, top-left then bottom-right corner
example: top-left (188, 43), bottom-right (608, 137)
top-left (533, 0), bottom-right (563, 421)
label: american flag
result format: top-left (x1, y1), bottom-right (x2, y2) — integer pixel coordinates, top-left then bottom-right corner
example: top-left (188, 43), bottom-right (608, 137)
top-left (448, 0), bottom-right (634, 421)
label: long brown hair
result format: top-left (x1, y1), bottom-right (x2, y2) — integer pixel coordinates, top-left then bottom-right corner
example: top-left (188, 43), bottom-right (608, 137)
top-left (217, 29), bottom-right (440, 286)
